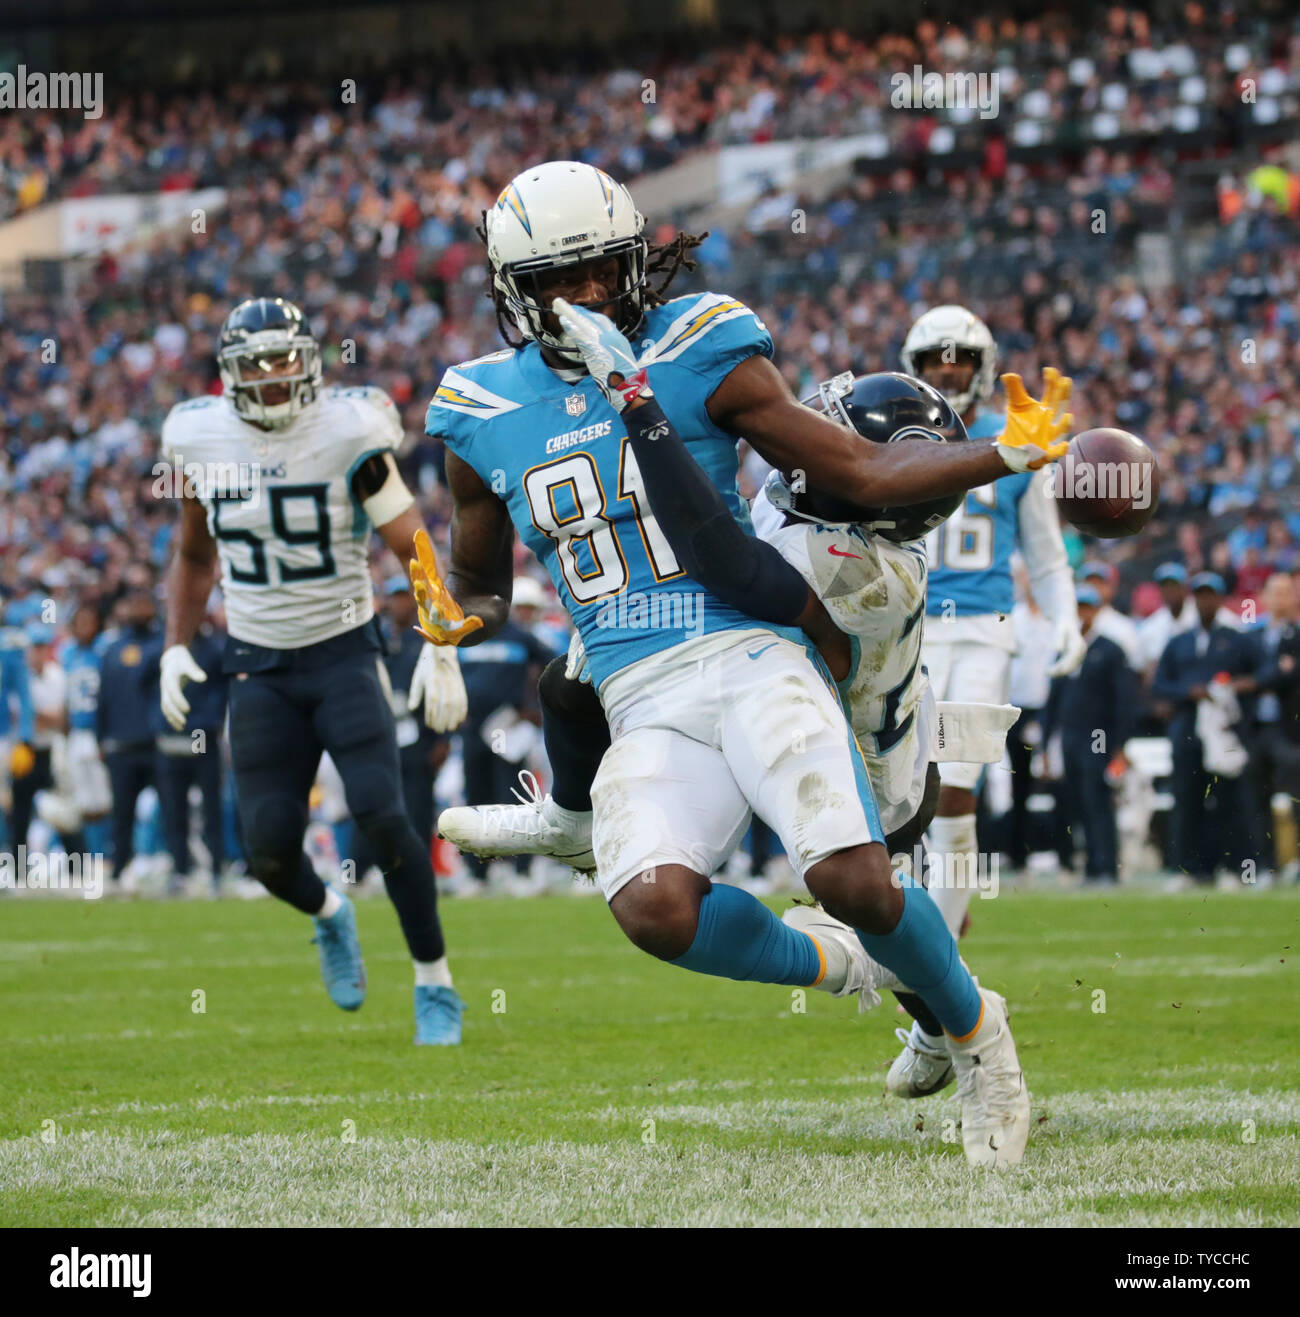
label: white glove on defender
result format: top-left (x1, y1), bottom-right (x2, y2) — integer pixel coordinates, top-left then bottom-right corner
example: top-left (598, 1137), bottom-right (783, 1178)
top-left (160, 644), bottom-right (208, 731)
top-left (409, 643), bottom-right (468, 732)
top-left (1046, 618), bottom-right (1088, 678)
top-left (564, 631), bottom-right (591, 685)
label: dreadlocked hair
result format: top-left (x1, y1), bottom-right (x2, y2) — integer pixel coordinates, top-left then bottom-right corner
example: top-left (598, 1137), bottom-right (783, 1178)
top-left (643, 229), bottom-right (708, 307)
top-left (476, 211), bottom-right (709, 350)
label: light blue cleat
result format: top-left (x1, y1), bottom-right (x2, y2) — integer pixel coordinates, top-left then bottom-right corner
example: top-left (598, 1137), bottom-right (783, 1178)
top-left (311, 887), bottom-right (366, 1011)
top-left (413, 984), bottom-right (465, 1046)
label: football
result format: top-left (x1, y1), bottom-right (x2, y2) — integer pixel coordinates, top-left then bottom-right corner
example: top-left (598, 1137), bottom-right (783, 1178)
top-left (1054, 427), bottom-right (1160, 538)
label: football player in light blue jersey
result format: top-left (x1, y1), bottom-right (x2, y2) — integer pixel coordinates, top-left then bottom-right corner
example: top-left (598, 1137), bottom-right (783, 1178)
top-left (54, 604), bottom-right (114, 835)
top-left (417, 163), bottom-right (1076, 1165)
top-left (899, 306), bottom-right (1084, 990)
top-left (61, 605), bottom-right (109, 735)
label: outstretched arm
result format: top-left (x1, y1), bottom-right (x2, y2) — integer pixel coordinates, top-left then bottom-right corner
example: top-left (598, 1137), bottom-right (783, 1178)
top-left (705, 355), bottom-right (1064, 506)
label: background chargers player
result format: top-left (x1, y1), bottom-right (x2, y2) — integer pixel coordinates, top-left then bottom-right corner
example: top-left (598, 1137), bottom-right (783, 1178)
top-left (159, 296), bottom-right (467, 1046)
top-left (53, 604), bottom-right (113, 836)
top-left (901, 305), bottom-right (1084, 941)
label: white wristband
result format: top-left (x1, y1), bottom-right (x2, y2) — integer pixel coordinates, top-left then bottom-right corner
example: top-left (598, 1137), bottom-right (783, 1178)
top-left (361, 453), bottom-right (416, 526)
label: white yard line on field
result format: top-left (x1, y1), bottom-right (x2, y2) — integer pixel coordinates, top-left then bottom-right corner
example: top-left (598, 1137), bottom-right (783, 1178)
top-left (1, 1129), bottom-right (1294, 1227)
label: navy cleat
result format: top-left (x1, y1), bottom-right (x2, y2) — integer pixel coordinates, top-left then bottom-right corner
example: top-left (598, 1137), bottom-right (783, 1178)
top-left (413, 984), bottom-right (465, 1046)
top-left (311, 887), bottom-right (366, 1011)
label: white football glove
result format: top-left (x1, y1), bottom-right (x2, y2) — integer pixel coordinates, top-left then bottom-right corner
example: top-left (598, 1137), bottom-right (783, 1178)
top-left (552, 297), bottom-right (652, 412)
top-left (160, 644), bottom-right (207, 732)
top-left (564, 630), bottom-right (591, 686)
top-left (409, 642), bottom-right (468, 732)
top-left (1046, 618), bottom-right (1088, 678)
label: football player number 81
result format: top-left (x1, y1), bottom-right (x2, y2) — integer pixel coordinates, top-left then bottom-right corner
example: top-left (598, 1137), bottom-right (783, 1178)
top-left (523, 442), bottom-right (683, 603)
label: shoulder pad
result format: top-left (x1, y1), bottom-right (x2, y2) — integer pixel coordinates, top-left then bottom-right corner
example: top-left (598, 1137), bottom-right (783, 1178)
top-left (325, 384), bottom-right (404, 450)
top-left (642, 292), bottom-right (770, 367)
top-left (427, 364), bottom-right (524, 428)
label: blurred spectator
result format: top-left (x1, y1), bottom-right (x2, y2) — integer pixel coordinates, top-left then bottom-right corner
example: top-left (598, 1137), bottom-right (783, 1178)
top-left (454, 596), bottom-right (556, 891)
top-left (1254, 573), bottom-right (1300, 880)
top-left (151, 611), bottom-right (227, 896)
top-left (1080, 562), bottom-right (1143, 670)
top-left (96, 589), bottom-right (162, 885)
top-left (1042, 585), bottom-right (1140, 884)
top-left (0, 627), bottom-right (36, 848)
top-left (349, 577), bottom-right (450, 878)
top-left (9, 624), bottom-right (66, 852)
top-left (1151, 573), bottom-right (1262, 887)
top-left (3, 10), bottom-right (1300, 892)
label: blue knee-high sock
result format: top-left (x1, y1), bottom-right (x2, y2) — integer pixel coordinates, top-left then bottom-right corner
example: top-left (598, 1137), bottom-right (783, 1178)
top-left (856, 875), bottom-right (981, 1037)
top-left (671, 884), bottom-right (821, 986)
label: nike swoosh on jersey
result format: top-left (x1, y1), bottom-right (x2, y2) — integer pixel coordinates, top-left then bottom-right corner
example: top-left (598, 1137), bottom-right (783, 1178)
top-left (746, 642), bottom-right (778, 660)
top-left (827, 546), bottom-right (862, 559)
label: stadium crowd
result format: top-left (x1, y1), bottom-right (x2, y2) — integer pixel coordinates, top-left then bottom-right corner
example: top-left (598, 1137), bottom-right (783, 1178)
top-left (4, 5), bottom-right (1296, 219)
top-left (2, 8), bottom-right (1300, 891)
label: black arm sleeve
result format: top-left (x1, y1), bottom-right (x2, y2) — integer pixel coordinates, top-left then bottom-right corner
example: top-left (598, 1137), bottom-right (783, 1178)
top-left (623, 396), bottom-right (811, 625)
top-left (350, 451), bottom-right (392, 501)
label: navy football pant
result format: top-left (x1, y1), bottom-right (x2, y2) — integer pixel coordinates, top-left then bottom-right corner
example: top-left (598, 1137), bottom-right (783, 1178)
top-left (156, 738), bottom-right (224, 877)
top-left (228, 656), bottom-right (444, 962)
top-left (104, 745), bottom-right (154, 874)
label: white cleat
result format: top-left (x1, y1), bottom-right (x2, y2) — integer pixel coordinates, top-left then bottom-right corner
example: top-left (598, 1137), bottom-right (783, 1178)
top-left (885, 1023), bottom-right (956, 1099)
top-left (781, 903), bottom-right (901, 1011)
top-left (948, 989), bottom-right (1030, 1169)
top-left (437, 769), bottom-right (596, 873)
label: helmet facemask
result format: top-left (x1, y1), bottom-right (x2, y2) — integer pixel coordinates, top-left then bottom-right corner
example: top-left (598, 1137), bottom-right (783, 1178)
top-left (494, 236), bottom-right (648, 364)
top-left (904, 345), bottom-right (989, 416)
top-left (219, 333), bottom-right (321, 429)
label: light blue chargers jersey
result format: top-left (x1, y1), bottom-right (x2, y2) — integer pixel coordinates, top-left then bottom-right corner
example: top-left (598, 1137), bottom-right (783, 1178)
top-left (426, 292), bottom-right (796, 687)
top-left (0, 629), bottom-right (34, 741)
top-left (925, 409), bottom-right (1032, 618)
top-left (59, 637), bottom-right (108, 731)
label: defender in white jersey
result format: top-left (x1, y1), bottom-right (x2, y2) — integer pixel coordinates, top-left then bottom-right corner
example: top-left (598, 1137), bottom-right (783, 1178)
top-left (901, 306), bottom-right (1084, 961)
top-left (158, 297), bottom-right (468, 1046)
top-left (753, 372), bottom-right (1021, 1099)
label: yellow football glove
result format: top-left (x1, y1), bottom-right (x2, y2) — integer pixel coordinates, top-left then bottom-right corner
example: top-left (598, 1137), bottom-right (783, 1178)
top-left (995, 367), bottom-right (1074, 472)
top-left (10, 742), bottom-right (35, 779)
top-left (408, 527), bottom-right (483, 647)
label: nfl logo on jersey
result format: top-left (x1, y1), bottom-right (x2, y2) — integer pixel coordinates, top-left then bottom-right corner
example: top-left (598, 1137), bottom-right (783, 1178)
top-left (565, 393), bottom-right (586, 417)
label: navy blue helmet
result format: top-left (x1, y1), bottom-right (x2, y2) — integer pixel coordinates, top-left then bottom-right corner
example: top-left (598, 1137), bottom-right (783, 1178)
top-left (781, 371), bottom-right (970, 543)
top-left (218, 297), bottom-right (321, 429)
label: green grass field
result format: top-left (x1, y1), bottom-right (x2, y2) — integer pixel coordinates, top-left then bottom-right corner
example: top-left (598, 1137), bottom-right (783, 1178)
top-left (2, 885), bottom-right (1298, 1227)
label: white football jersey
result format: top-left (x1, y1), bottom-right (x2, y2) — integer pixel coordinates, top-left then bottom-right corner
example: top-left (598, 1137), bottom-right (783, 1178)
top-left (752, 486), bottom-right (932, 835)
top-left (161, 385), bottom-right (403, 649)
